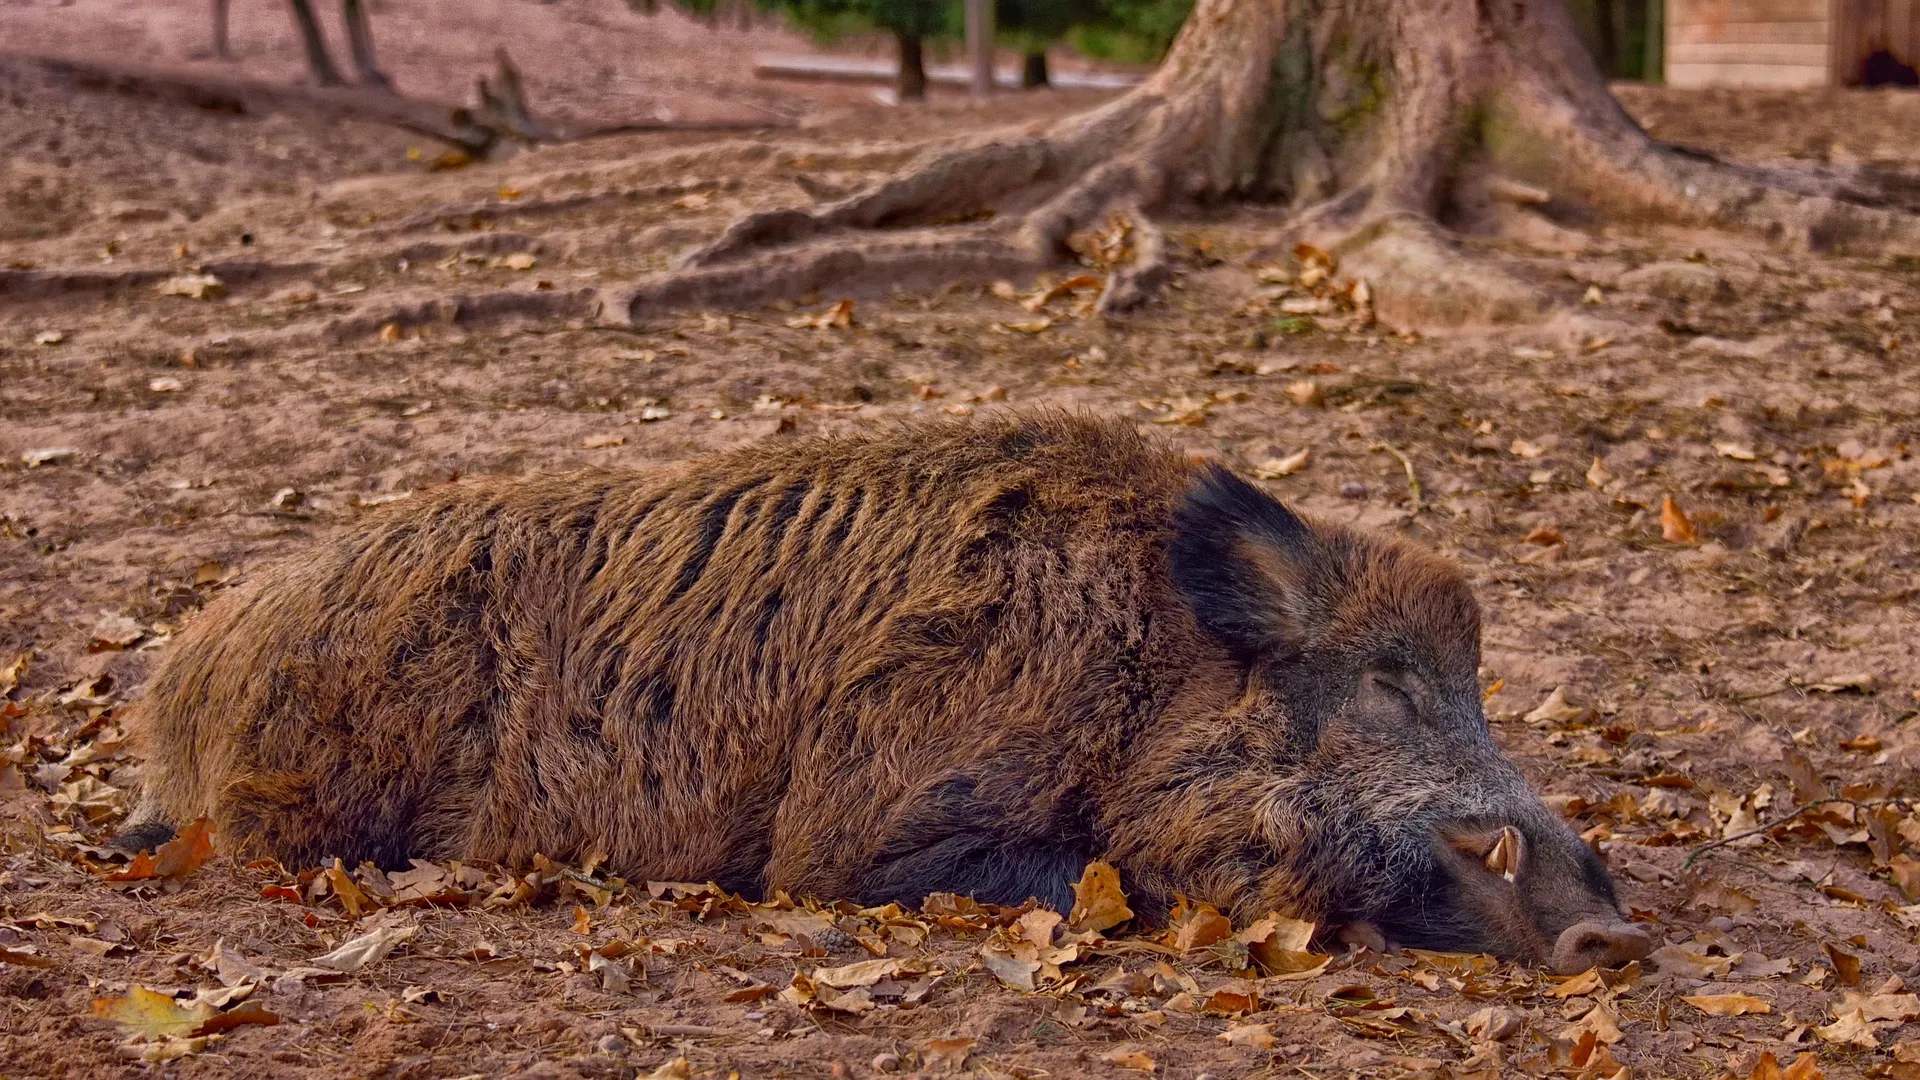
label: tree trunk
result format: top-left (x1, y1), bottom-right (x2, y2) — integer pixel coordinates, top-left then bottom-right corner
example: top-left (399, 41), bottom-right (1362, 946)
top-left (342, 0), bottom-right (391, 89)
top-left (1021, 50), bottom-right (1048, 88)
top-left (897, 32), bottom-right (926, 102)
top-left (287, 0), bottom-right (344, 86)
top-left (212, 0), bottom-right (233, 60)
top-left (622, 0), bottom-right (1920, 324)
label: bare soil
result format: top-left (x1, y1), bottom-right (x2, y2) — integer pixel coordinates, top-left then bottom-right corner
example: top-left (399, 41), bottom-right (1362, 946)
top-left (3, 7), bottom-right (1920, 1074)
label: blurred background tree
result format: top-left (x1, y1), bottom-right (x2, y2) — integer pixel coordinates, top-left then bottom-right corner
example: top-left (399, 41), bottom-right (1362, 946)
top-left (644, 0), bottom-right (956, 100)
top-left (993, 0), bottom-right (1103, 87)
top-left (1059, 0), bottom-right (1190, 68)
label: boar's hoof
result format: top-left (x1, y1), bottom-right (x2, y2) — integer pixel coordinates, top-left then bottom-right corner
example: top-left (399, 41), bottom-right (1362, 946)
top-left (1551, 921), bottom-right (1652, 974)
top-left (1336, 922), bottom-right (1389, 954)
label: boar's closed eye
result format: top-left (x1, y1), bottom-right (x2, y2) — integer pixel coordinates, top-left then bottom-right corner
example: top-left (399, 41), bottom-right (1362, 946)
top-left (1367, 671), bottom-right (1420, 715)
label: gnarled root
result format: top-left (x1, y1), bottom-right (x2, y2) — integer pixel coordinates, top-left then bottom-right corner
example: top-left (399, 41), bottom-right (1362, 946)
top-left (616, 0), bottom-right (1920, 329)
top-left (621, 93), bottom-right (1195, 320)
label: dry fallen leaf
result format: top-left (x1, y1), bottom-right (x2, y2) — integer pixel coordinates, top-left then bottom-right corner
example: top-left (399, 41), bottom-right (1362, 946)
top-left (1217, 1022), bottom-right (1276, 1048)
top-left (1689, 879), bottom-right (1759, 916)
top-left (1283, 379), bottom-right (1324, 407)
top-left (1815, 1008), bottom-right (1882, 1048)
top-left (1171, 903), bottom-right (1234, 953)
top-left (311, 923), bottom-right (418, 972)
top-left (1682, 992), bottom-right (1771, 1016)
top-left (1251, 449), bottom-right (1310, 478)
top-left (1748, 1051), bottom-right (1824, 1080)
top-left (1661, 494), bottom-right (1698, 543)
top-left (195, 1000), bottom-right (280, 1035)
top-left (1464, 1005), bottom-right (1524, 1042)
top-left (1841, 991), bottom-right (1920, 1022)
top-left (1561, 1000), bottom-right (1625, 1044)
top-left (89, 614), bottom-right (144, 651)
top-left (1549, 968), bottom-right (1605, 999)
top-left (999, 317), bottom-right (1052, 334)
top-left (0, 948), bottom-right (59, 969)
top-left (1650, 943), bottom-right (1737, 979)
top-left (787, 299), bottom-right (855, 330)
top-left (93, 986), bottom-right (214, 1040)
top-left (1015, 908), bottom-right (1061, 949)
top-left (644, 1059), bottom-right (693, 1080)
top-left (923, 1036), bottom-right (973, 1073)
top-left (1585, 457), bottom-right (1611, 488)
top-left (1826, 942), bottom-right (1862, 987)
top-left (1067, 860), bottom-right (1133, 933)
top-left (813, 957), bottom-right (922, 990)
top-left (1524, 686), bottom-right (1586, 726)
top-left (319, 860), bottom-right (373, 917)
top-left (979, 944), bottom-right (1040, 991)
top-left (202, 940), bottom-right (268, 988)
top-left (21, 447), bottom-right (78, 468)
top-left (589, 951), bottom-right (630, 993)
top-left (1239, 914), bottom-right (1326, 977)
top-left (155, 818), bottom-right (215, 877)
top-left (156, 274), bottom-right (225, 300)
top-left (1101, 1048), bottom-right (1156, 1072)
top-left (107, 817), bottom-right (216, 881)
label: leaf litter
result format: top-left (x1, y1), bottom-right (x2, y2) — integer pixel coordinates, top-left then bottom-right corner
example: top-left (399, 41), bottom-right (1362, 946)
top-left (7, 72), bottom-right (1920, 1080)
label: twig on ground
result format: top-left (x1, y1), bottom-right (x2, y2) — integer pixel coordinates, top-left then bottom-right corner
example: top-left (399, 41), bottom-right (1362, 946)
top-left (1683, 797), bottom-right (1895, 870)
top-left (1373, 444), bottom-right (1422, 514)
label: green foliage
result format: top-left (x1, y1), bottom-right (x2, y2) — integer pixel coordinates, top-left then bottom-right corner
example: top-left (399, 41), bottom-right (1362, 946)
top-left (994, 0), bottom-right (1103, 52)
top-left (639, 0), bottom-right (1191, 66)
top-left (1064, 0), bottom-right (1191, 63)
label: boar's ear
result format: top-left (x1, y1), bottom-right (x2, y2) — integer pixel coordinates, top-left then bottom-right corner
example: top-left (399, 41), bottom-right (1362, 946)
top-left (1169, 465), bottom-right (1318, 658)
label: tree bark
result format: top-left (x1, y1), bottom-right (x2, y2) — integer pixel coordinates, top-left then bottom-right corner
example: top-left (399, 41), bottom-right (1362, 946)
top-left (343, 0), bottom-right (391, 89)
top-left (897, 32), bottom-right (927, 102)
top-left (1022, 51), bottom-right (1048, 88)
top-left (212, 0), bottom-right (233, 61)
top-left (622, 0), bottom-right (1920, 325)
top-left (287, 0), bottom-right (344, 87)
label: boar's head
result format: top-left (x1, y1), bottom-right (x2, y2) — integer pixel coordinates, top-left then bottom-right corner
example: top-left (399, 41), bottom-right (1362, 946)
top-left (1169, 467), bottom-right (1649, 973)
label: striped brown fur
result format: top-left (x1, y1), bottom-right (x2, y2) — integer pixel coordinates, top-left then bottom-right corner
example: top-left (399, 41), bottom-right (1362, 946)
top-left (123, 413), bottom-right (1646, 969)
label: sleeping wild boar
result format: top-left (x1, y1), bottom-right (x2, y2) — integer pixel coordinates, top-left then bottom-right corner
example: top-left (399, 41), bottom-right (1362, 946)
top-left (120, 414), bottom-right (1649, 973)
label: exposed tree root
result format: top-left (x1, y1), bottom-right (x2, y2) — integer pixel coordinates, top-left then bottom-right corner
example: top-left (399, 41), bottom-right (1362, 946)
top-left (371, 180), bottom-right (742, 238)
top-left (322, 287), bottom-right (603, 342)
top-left (3, 52), bottom-right (789, 161)
top-left (615, 0), bottom-right (1920, 327)
top-left (0, 260), bottom-right (323, 303)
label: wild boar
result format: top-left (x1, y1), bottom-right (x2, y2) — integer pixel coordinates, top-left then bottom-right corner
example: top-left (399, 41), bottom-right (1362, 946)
top-left (120, 413), bottom-right (1649, 973)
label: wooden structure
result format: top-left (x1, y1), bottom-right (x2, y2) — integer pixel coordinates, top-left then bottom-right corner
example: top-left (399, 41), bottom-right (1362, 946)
top-left (1667, 0), bottom-right (1920, 87)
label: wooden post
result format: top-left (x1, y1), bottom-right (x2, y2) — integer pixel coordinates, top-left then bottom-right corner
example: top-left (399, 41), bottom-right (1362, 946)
top-left (966, 0), bottom-right (995, 96)
top-left (1642, 0), bottom-right (1663, 84)
top-left (212, 0), bottom-right (232, 60)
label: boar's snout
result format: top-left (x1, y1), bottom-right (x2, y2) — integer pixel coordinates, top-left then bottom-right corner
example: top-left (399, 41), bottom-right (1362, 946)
top-left (1416, 816), bottom-right (1643, 971)
top-left (1551, 920), bottom-right (1653, 974)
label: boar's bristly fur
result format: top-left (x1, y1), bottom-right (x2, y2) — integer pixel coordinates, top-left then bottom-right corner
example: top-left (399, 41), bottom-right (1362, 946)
top-left (123, 414), bottom-right (1647, 970)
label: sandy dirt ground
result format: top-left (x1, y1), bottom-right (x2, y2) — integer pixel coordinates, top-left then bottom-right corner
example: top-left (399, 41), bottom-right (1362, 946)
top-left (3, 4), bottom-right (1920, 1076)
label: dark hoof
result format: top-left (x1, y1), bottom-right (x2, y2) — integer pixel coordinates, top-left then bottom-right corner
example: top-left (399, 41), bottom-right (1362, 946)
top-left (111, 821), bottom-right (177, 854)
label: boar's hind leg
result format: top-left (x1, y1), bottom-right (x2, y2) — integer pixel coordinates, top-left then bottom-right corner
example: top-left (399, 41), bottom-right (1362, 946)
top-left (853, 839), bottom-right (1087, 914)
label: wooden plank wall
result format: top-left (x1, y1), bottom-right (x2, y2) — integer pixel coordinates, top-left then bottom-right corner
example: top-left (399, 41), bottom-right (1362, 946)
top-left (1666, 0), bottom-right (1831, 87)
top-left (1830, 0), bottom-right (1920, 84)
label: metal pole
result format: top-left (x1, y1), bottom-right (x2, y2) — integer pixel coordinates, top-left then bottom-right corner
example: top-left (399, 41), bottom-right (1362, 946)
top-left (966, 0), bottom-right (995, 96)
